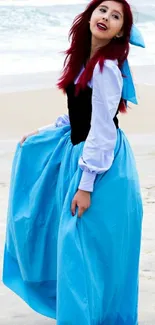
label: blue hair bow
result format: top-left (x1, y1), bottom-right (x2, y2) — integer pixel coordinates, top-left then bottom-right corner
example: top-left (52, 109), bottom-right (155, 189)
top-left (121, 25), bottom-right (145, 105)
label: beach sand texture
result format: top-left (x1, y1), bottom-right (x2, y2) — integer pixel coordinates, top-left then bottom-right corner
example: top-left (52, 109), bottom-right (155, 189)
top-left (0, 80), bottom-right (155, 324)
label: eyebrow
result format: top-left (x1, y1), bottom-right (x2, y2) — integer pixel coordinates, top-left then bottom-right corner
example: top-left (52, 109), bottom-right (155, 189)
top-left (99, 5), bottom-right (123, 17)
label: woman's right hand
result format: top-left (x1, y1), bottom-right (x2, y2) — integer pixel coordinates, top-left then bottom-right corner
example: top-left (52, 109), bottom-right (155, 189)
top-left (20, 130), bottom-right (39, 146)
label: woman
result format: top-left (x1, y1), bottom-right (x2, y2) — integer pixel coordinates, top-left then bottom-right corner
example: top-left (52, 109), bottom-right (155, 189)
top-left (3, 0), bottom-right (143, 324)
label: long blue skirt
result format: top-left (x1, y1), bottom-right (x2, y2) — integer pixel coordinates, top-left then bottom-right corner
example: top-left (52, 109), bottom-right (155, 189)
top-left (3, 125), bottom-right (143, 325)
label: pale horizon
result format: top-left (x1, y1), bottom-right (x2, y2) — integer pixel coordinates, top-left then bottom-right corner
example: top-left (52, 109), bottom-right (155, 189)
top-left (0, 0), bottom-right (88, 6)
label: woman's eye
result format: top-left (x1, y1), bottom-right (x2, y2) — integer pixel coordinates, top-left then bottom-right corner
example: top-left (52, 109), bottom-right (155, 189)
top-left (113, 14), bottom-right (119, 20)
top-left (99, 8), bottom-right (106, 13)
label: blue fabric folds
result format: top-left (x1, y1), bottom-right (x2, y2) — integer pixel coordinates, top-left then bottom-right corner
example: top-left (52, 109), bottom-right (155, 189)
top-left (3, 126), bottom-right (143, 325)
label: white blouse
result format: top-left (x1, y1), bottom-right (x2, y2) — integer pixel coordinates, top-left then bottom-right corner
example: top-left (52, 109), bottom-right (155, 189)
top-left (39, 60), bottom-right (123, 192)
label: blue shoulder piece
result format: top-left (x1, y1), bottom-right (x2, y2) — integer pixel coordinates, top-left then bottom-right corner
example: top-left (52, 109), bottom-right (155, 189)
top-left (121, 60), bottom-right (138, 105)
top-left (130, 24), bottom-right (145, 48)
top-left (121, 25), bottom-right (145, 104)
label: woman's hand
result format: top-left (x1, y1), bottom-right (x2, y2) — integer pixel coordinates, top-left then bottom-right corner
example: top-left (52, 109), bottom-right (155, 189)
top-left (20, 130), bottom-right (39, 146)
top-left (71, 189), bottom-right (91, 218)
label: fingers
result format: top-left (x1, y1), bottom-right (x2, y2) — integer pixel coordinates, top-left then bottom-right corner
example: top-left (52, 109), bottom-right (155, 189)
top-left (78, 207), bottom-right (85, 218)
top-left (71, 201), bottom-right (85, 218)
top-left (71, 191), bottom-right (91, 218)
top-left (71, 199), bottom-right (77, 216)
top-left (20, 135), bottom-right (27, 146)
top-left (71, 203), bottom-right (86, 218)
top-left (20, 130), bottom-right (39, 146)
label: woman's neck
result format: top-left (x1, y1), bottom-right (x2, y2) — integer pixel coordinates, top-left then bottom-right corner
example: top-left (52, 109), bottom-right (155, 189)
top-left (90, 35), bottom-right (111, 59)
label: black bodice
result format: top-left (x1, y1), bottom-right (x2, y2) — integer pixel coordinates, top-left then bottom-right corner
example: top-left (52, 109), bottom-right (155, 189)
top-left (66, 83), bottom-right (119, 146)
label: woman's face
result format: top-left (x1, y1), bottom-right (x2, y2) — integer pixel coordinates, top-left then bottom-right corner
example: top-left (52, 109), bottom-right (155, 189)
top-left (90, 1), bottom-right (124, 42)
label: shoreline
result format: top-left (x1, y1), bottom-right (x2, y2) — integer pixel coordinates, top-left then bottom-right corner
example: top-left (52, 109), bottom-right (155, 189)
top-left (0, 70), bottom-right (60, 94)
top-left (0, 83), bottom-right (155, 140)
top-left (0, 64), bottom-right (155, 94)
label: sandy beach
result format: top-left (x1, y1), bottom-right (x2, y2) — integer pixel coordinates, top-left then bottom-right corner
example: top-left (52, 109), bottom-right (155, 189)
top-left (0, 69), bottom-right (155, 324)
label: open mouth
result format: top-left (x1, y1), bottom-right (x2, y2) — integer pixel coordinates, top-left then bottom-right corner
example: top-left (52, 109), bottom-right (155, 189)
top-left (97, 23), bottom-right (108, 31)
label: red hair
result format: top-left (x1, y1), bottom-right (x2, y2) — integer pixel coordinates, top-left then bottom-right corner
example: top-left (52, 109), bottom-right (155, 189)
top-left (57, 0), bottom-right (133, 113)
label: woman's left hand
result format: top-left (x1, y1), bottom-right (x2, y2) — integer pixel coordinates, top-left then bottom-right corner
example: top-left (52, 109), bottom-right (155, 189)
top-left (71, 189), bottom-right (91, 218)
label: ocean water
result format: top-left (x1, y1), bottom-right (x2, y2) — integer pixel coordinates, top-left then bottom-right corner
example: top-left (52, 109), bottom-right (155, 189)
top-left (0, 0), bottom-right (155, 76)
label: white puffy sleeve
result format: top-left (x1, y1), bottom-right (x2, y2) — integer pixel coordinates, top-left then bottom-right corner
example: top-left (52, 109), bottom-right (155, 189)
top-left (78, 60), bottom-right (123, 192)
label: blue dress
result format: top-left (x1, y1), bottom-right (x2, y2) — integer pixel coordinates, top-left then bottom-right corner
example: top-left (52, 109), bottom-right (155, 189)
top-left (3, 68), bottom-right (143, 324)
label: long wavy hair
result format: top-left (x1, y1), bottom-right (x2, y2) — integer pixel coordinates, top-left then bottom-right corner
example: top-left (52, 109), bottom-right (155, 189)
top-left (57, 0), bottom-right (133, 112)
